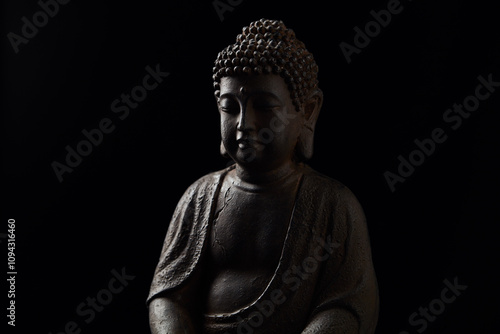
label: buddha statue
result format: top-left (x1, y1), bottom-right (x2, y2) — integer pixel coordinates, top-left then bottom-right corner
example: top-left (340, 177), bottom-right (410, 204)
top-left (148, 19), bottom-right (379, 333)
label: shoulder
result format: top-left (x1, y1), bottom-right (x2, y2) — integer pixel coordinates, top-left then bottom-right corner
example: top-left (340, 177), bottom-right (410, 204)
top-left (303, 165), bottom-right (364, 216)
top-left (301, 165), bottom-right (369, 242)
top-left (301, 165), bottom-right (360, 206)
top-left (192, 165), bottom-right (233, 187)
top-left (169, 165), bottom-right (233, 218)
top-left (181, 165), bottom-right (234, 198)
top-left (302, 165), bottom-right (346, 191)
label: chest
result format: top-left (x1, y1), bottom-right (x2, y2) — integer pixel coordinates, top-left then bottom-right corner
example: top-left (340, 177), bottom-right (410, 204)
top-left (208, 182), bottom-right (296, 270)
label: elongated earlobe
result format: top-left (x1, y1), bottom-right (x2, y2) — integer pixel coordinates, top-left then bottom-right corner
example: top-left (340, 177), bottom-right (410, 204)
top-left (296, 126), bottom-right (314, 161)
top-left (296, 89), bottom-right (323, 161)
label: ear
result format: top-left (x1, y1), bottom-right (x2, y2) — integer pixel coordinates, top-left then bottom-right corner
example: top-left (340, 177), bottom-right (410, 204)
top-left (296, 88), bottom-right (323, 161)
top-left (215, 92), bottom-right (230, 159)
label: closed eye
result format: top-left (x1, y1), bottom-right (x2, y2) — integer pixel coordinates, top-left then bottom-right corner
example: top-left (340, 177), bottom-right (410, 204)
top-left (253, 105), bottom-right (280, 112)
top-left (218, 97), bottom-right (240, 114)
top-left (219, 105), bottom-right (239, 114)
top-left (251, 95), bottom-right (281, 113)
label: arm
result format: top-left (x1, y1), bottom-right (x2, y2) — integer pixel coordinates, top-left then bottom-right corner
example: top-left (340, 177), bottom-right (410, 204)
top-left (301, 309), bottom-right (359, 334)
top-left (148, 274), bottom-right (202, 334)
top-left (302, 186), bottom-right (379, 333)
top-left (149, 297), bottom-right (197, 334)
top-left (148, 254), bottom-right (205, 334)
top-left (147, 175), bottom-right (217, 333)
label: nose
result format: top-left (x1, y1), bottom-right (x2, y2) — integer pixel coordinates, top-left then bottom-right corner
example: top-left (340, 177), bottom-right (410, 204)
top-left (236, 107), bottom-right (256, 133)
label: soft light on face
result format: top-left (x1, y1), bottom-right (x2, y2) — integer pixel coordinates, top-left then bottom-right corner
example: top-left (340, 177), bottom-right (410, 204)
top-left (218, 74), bottom-right (304, 173)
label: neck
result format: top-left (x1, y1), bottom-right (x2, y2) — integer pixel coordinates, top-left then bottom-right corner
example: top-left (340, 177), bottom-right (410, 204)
top-left (235, 160), bottom-right (300, 185)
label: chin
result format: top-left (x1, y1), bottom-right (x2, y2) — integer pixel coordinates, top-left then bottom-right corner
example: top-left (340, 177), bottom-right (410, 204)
top-left (231, 151), bottom-right (261, 168)
top-left (235, 153), bottom-right (261, 167)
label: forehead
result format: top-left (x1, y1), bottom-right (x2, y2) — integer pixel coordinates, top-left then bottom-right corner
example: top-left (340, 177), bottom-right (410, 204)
top-left (219, 74), bottom-right (290, 99)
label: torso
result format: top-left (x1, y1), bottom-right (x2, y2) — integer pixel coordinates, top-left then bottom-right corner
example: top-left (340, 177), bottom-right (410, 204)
top-left (203, 167), bottom-right (302, 314)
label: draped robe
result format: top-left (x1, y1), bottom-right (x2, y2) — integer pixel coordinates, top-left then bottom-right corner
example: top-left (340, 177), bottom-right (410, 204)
top-left (147, 164), bottom-right (379, 333)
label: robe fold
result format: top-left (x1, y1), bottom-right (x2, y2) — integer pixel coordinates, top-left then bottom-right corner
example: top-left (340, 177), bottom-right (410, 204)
top-left (147, 164), bottom-right (379, 333)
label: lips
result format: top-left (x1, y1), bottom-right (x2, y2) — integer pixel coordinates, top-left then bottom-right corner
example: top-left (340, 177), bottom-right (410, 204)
top-left (237, 137), bottom-right (261, 149)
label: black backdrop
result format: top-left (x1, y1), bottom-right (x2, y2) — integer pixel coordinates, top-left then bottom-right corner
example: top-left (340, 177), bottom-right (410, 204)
top-left (3, 0), bottom-right (499, 333)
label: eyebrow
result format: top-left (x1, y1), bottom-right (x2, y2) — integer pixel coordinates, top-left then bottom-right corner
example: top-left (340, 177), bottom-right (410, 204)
top-left (219, 91), bottom-right (281, 101)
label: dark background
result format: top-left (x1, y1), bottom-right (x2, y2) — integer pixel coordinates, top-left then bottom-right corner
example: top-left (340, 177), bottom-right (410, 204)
top-left (3, 0), bottom-right (499, 333)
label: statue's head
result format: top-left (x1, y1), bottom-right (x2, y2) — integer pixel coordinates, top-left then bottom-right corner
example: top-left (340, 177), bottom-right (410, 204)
top-left (213, 19), bottom-right (323, 172)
